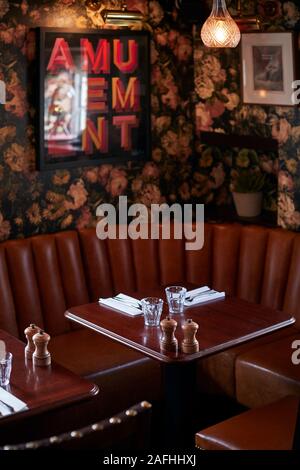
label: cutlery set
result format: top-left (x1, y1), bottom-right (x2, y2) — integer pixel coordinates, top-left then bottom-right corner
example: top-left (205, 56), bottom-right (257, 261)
top-left (112, 289), bottom-right (219, 309)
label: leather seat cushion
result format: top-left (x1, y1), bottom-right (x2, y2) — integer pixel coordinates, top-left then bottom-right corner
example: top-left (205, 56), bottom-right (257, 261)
top-left (236, 333), bottom-right (300, 408)
top-left (197, 326), bottom-right (298, 397)
top-left (195, 395), bottom-right (299, 450)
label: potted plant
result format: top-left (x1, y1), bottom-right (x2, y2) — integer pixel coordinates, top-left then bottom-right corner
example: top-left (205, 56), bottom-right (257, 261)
top-left (230, 170), bottom-right (265, 217)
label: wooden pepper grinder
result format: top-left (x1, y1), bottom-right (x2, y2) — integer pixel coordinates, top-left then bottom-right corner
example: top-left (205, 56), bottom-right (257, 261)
top-left (160, 316), bottom-right (178, 352)
top-left (24, 324), bottom-right (40, 359)
top-left (182, 319), bottom-right (199, 353)
top-left (33, 330), bottom-right (51, 367)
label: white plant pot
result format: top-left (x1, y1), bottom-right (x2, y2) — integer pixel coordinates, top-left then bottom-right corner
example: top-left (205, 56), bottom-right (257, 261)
top-left (232, 192), bottom-right (263, 217)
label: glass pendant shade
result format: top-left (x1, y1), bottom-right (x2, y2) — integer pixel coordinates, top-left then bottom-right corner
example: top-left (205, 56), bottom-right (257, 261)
top-left (201, 0), bottom-right (241, 48)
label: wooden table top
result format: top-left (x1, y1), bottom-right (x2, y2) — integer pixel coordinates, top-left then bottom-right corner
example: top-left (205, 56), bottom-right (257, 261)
top-left (65, 293), bottom-right (295, 363)
top-left (0, 330), bottom-right (98, 424)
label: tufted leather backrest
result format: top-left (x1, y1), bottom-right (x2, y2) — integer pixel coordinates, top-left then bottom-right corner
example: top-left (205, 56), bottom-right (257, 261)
top-left (1, 222), bottom-right (300, 339)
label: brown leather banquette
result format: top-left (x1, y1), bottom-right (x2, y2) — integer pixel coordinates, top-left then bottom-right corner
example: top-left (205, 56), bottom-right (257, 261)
top-left (0, 223), bottom-right (299, 410)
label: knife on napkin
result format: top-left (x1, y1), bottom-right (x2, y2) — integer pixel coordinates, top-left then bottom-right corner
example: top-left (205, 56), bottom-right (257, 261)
top-left (99, 294), bottom-right (143, 316)
top-left (184, 287), bottom-right (225, 306)
top-left (0, 387), bottom-right (27, 416)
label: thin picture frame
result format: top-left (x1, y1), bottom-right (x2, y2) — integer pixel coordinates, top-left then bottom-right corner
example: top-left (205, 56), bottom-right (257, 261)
top-left (241, 32), bottom-right (298, 107)
top-left (37, 27), bottom-right (150, 171)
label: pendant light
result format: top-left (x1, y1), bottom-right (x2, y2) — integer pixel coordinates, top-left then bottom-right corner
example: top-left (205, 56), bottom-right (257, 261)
top-left (201, 0), bottom-right (241, 48)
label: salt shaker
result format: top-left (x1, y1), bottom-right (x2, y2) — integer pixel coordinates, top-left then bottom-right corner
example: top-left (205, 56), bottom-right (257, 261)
top-left (160, 316), bottom-right (178, 352)
top-left (182, 318), bottom-right (199, 353)
top-left (33, 330), bottom-right (51, 367)
top-left (24, 324), bottom-right (40, 359)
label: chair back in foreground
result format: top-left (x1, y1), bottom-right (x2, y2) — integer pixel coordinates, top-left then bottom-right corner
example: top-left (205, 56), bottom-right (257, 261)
top-left (1, 401), bottom-right (152, 450)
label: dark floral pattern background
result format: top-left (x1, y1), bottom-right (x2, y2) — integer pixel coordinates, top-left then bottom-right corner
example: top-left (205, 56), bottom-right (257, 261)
top-left (0, 0), bottom-right (196, 240)
top-left (194, 0), bottom-right (300, 228)
top-left (1, 0), bottom-right (300, 241)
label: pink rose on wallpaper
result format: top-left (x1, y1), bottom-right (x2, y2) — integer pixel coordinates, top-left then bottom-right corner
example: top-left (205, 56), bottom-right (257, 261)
top-left (21, 0), bottom-right (29, 15)
top-left (0, 212), bottom-right (10, 241)
top-left (161, 130), bottom-right (179, 156)
top-left (154, 28), bottom-right (168, 46)
top-left (0, 126), bottom-right (16, 146)
top-left (60, 0), bottom-right (76, 5)
top-left (132, 178), bottom-right (143, 193)
top-left (179, 182), bottom-right (190, 201)
top-left (271, 118), bottom-right (291, 144)
top-left (137, 183), bottom-right (163, 206)
top-left (98, 164), bottom-right (113, 186)
top-left (106, 169), bottom-right (128, 197)
top-left (278, 192), bottom-right (300, 229)
top-left (161, 86), bottom-right (179, 110)
top-left (52, 170), bottom-right (71, 186)
top-left (4, 143), bottom-right (28, 172)
top-left (149, 0), bottom-right (164, 25)
top-left (0, 25), bottom-right (14, 44)
top-left (168, 30), bottom-right (179, 49)
top-left (260, 156), bottom-right (276, 174)
top-left (206, 99), bottom-right (225, 118)
top-left (29, 9), bottom-right (41, 22)
top-left (5, 71), bottom-right (28, 118)
top-left (127, 0), bottom-right (147, 15)
top-left (84, 167), bottom-right (99, 184)
top-left (65, 180), bottom-right (88, 210)
top-left (278, 171), bottom-right (294, 191)
top-left (61, 215), bottom-right (73, 229)
top-left (76, 207), bottom-right (92, 230)
top-left (0, 24), bottom-right (27, 47)
top-left (174, 35), bottom-right (192, 62)
top-left (26, 203), bottom-right (41, 225)
top-left (142, 162), bottom-right (160, 179)
top-left (152, 148), bottom-right (162, 162)
top-left (14, 24), bottom-right (27, 47)
top-left (195, 103), bottom-right (213, 133)
top-left (154, 115), bottom-right (171, 133)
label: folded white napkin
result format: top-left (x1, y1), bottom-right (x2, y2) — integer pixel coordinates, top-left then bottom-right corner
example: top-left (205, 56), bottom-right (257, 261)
top-left (99, 293), bottom-right (142, 317)
top-left (0, 387), bottom-right (27, 416)
top-left (184, 287), bottom-right (225, 306)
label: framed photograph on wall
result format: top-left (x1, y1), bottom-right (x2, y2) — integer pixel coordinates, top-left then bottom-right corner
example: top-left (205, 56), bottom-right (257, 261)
top-left (241, 32), bottom-right (297, 106)
top-left (37, 28), bottom-right (150, 170)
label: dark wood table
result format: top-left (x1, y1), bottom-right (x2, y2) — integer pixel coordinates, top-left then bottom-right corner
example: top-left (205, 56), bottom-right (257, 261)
top-left (0, 330), bottom-right (98, 444)
top-left (65, 294), bottom-right (295, 446)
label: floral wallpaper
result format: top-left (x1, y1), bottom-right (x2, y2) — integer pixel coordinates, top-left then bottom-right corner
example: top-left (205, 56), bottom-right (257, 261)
top-left (0, 0), bottom-right (195, 240)
top-left (1, 0), bottom-right (300, 241)
top-left (194, 0), bottom-right (300, 228)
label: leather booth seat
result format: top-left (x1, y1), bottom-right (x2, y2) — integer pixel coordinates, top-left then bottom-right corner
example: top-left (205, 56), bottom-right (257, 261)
top-left (1, 223), bottom-right (300, 410)
top-left (195, 395), bottom-right (299, 450)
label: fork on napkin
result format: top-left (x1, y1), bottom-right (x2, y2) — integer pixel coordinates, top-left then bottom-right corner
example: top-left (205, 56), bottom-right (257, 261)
top-left (99, 293), bottom-right (143, 317)
top-left (0, 387), bottom-right (27, 417)
top-left (184, 286), bottom-right (225, 306)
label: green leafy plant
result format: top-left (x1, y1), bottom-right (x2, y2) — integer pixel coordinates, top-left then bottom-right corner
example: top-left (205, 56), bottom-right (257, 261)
top-left (231, 171), bottom-right (266, 193)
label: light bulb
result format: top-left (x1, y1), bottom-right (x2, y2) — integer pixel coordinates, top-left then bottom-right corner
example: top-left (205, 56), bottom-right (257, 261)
top-left (201, 0), bottom-right (241, 48)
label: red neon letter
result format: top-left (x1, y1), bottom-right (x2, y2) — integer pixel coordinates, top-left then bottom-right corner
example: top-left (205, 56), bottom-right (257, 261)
top-left (87, 78), bottom-right (108, 113)
top-left (81, 39), bottom-right (110, 74)
top-left (113, 39), bottom-right (138, 73)
top-left (112, 77), bottom-right (140, 112)
top-left (82, 117), bottom-right (108, 154)
top-left (113, 115), bottom-right (138, 151)
top-left (47, 38), bottom-right (75, 72)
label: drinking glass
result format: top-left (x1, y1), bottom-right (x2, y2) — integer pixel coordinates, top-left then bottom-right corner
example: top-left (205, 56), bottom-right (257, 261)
top-left (0, 352), bottom-right (12, 386)
top-left (141, 297), bottom-right (164, 327)
top-left (165, 286), bottom-right (187, 314)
